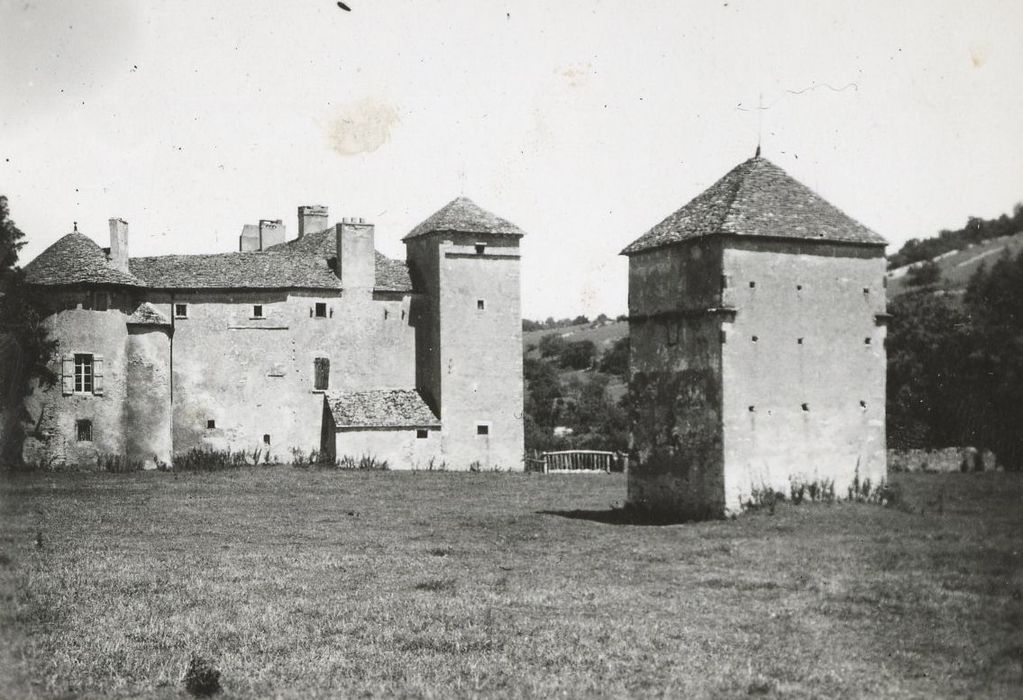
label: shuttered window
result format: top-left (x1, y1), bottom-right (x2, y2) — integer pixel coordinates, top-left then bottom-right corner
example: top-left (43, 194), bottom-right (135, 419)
top-left (63, 354), bottom-right (103, 396)
top-left (314, 357), bottom-right (330, 390)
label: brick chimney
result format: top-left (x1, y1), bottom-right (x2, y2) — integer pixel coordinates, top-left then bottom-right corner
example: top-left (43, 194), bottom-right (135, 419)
top-left (336, 218), bottom-right (375, 293)
top-left (299, 205), bottom-right (329, 239)
top-left (108, 218), bottom-right (129, 273)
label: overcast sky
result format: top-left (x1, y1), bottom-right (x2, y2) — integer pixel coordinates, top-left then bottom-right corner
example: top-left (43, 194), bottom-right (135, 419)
top-left (2, 0), bottom-right (1021, 318)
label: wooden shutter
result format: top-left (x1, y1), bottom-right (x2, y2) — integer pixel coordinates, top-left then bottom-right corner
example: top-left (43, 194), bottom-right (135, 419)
top-left (61, 355), bottom-right (74, 396)
top-left (314, 357), bottom-right (329, 390)
top-left (92, 355), bottom-right (104, 396)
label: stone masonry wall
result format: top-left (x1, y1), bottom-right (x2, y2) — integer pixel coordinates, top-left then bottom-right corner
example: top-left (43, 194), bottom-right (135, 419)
top-left (720, 240), bottom-right (887, 513)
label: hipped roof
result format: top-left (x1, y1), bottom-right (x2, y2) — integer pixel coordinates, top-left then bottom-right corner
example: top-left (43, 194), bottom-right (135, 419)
top-left (621, 157), bottom-right (887, 255)
top-left (402, 197), bottom-right (525, 241)
top-left (326, 389), bottom-right (440, 429)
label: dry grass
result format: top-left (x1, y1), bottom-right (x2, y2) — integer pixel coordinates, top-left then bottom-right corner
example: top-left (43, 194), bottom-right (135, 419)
top-left (0, 469), bottom-right (1020, 698)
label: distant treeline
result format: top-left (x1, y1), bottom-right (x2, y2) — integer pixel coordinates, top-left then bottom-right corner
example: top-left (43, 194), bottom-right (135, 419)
top-left (887, 248), bottom-right (1023, 469)
top-left (522, 313), bottom-right (627, 332)
top-left (887, 203), bottom-right (1023, 270)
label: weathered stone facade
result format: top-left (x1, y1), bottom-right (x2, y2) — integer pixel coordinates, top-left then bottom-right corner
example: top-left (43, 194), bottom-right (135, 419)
top-left (622, 156), bottom-right (888, 519)
top-left (20, 198), bottom-right (526, 470)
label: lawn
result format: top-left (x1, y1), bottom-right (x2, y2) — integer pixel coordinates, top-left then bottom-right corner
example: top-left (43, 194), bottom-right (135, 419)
top-left (1, 469), bottom-right (1021, 698)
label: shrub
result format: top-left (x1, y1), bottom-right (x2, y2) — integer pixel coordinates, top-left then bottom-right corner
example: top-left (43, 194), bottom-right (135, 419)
top-left (173, 448), bottom-right (262, 471)
top-left (559, 340), bottom-right (596, 370)
top-left (336, 454), bottom-right (388, 470)
top-left (183, 654), bottom-right (221, 697)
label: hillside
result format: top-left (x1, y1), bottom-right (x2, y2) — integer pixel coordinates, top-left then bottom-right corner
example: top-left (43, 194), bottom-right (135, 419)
top-left (523, 320), bottom-right (628, 358)
top-left (887, 230), bottom-right (1023, 297)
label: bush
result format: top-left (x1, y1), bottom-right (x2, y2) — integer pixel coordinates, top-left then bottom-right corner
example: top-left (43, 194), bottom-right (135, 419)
top-left (183, 655), bottom-right (221, 697)
top-left (538, 333), bottom-right (568, 358)
top-left (598, 337), bottom-right (629, 375)
top-left (174, 448), bottom-right (261, 471)
top-left (336, 454), bottom-right (388, 470)
top-left (100, 454), bottom-right (144, 473)
top-left (559, 340), bottom-right (596, 370)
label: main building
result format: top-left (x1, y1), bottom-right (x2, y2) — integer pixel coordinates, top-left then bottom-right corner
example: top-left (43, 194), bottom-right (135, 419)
top-left (20, 198), bottom-right (525, 470)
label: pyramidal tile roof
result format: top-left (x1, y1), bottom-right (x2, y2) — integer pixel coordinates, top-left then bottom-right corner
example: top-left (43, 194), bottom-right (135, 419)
top-left (264, 227), bottom-right (413, 292)
top-left (621, 157), bottom-right (887, 255)
top-left (23, 232), bottom-right (146, 287)
top-left (129, 251), bottom-right (343, 290)
top-left (326, 389), bottom-right (440, 429)
top-left (402, 196), bottom-right (525, 241)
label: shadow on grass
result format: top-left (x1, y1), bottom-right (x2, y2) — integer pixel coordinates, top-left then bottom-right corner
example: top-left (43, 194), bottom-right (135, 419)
top-left (539, 506), bottom-right (710, 526)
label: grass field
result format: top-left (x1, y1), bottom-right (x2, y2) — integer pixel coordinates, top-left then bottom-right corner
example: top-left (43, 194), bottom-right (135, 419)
top-left (1, 469), bottom-right (1021, 698)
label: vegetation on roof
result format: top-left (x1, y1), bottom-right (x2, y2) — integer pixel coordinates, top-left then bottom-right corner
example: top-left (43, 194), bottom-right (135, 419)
top-left (621, 157), bottom-right (886, 255)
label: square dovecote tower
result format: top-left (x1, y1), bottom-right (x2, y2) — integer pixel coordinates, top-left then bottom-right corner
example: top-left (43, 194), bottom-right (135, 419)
top-left (621, 156), bottom-right (889, 519)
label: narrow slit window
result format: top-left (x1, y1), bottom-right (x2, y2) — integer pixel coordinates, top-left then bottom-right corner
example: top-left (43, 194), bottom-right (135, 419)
top-left (801, 403), bottom-right (810, 412)
top-left (174, 303), bottom-right (188, 318)
top-left (263, 434), bottom-right (271, 445)
top-left (477, 299), bottom-right (485, 310)
top-left (384, 309), bottom-right (389, 320)
top-left (252, 304), bottom-right (263, 319)
top-left (860, 400), bottom-right (867, 408)
top-left (314, 302), bottom-right (327, 318)
top-left (748, 405), bottom-right (755, 413)
top-left (864, 337), bottom-right (871, 345)
top-left (76, 419), bottom-right (92, 442)
top-left (416, 429), bottom-right (429, 439)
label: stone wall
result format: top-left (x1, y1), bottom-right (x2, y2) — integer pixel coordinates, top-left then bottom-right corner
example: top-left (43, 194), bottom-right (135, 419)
top-left (888, 447), bottom-right (998, 473)
top-left (720, 240), bottom-right (887, 513)
top-left (145, 288), bottom-right (416, 462)
top-left (331, 427), bottom-right (442, 470)
top-left (626, 240), bottom-right (727, 519)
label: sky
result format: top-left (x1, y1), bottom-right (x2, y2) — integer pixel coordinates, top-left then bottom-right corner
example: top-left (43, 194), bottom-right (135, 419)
top-left (1, 0), bottom-right (1021, 319)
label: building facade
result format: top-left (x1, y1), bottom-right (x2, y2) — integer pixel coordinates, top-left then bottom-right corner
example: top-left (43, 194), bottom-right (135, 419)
top-left (621, 156), bottom-right (888, 519)
top-left (20, 198), bottom-right (525, 470)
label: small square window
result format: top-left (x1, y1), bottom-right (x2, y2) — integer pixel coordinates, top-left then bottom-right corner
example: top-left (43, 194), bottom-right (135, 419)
top-left (797, 337), bottom-right (804, 345)
top-left (252, 304), bottom-right (263, 318)
top-left (76, 419), bottom-right (92, 442)
top-left (263, 434), bottom-right (271, 445)
top-left (796, 284), bottom-right (803, 291)
top-left (314, 302), bottom-right (327, 318)
top-left (416, 429), bottom-right (429, 439)
top-left (751, 335), bottom-right (758, 343)
top-left (476, 424), bottom-right (490, 436)
top-left (475, 243), bottom-right (486, 255)
top-left (174, 303), bottom-right (188, 318)
top-left (749, 281), bottom-right (756, 288)
top-left (864, 337), bottom-right (872, 345)
top-left (477, 299), bottom-right (485, 310)
top-left (207, 419), bottom-right (216, 429)
top-left (801, 403), bottom-right (810, 412)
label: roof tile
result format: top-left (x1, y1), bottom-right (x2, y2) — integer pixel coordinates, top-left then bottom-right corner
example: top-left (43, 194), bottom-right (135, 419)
top-left (402, 196), bottom-right (525, 241)
top-left (621, 157), bottom-right (887, 255)
top-left (24, 232), bottom-right (146, 287)
top-left (326, 389), bottom-right (440, 429)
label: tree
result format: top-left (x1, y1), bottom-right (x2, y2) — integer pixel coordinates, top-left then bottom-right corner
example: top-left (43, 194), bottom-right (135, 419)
top-left (0, 196), bottom-right (57, 465)
top-left (905, 260), bottom-right (941, 287)
top-left (538, 333), bottom-right (568, 359)
top-left (598, 336), bottom-right (629, 375)
top-left (559, 340), bottom-right (596, 370)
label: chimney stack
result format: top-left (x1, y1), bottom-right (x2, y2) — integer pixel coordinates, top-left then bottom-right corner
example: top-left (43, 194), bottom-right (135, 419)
top-left (299, 205), bottom-right (329, 239)
top-left (108, 218), bottom-right (129, 273)
top-left (259, 219), bottom-right (286, 249)
top-left (336, 219), bottom-right (375, 294)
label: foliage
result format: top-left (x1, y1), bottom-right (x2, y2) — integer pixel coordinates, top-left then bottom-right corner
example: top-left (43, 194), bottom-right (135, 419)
top-left (183, 655), bottom-right (221, 697)
top-left (174, 448), bottom-right (262, 471)
top-left (598, 336), bottom-right (629, 375)
top-left (904, 260), bottom-right (942, 287)
top-left (558, 340), bottom-right (596, 370)
top-left (0, 196), bottom-right (58, 465)
top-left (888, 202), bottom-right (1023, 270)
top-left (336, 454), bottom-right (389, 470)
top-left (537, 333), bottom-right (568, 358)
top-left (100, 454), bottom-right (145, 473)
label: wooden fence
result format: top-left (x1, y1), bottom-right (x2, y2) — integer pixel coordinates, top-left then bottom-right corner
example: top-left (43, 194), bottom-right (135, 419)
top-left (526, 450), bottom-right (622, 474)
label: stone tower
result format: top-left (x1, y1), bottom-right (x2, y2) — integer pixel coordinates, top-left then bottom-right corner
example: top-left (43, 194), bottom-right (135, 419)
top-left (620, 156), bottom-right (888, 519)
top-left (404, 197), bottom-right (525, 470)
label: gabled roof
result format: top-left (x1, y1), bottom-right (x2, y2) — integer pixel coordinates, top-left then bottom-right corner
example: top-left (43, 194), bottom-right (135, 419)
top-left (23, 232), bottom-right (146, 287)
top-left (126, 302), bottom-right (171, 326)
top-left (402, 196), bottom-right (525, 241)
top-left (621, 157), bottom-right (887, 255)
top-left (264, 228), bottom-right (413, 292)
top-left (129, 252), bottom-right (343, 290)
top-left (326, 389), bottom-right (440, 429)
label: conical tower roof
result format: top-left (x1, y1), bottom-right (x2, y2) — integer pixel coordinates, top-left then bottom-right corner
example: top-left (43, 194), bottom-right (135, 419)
top-left (402, 196), bottom-right (525, 241)
top-left (621, 157), bottom-right (886, 255)
top-left (23, 232), bottom-right (145, 287)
